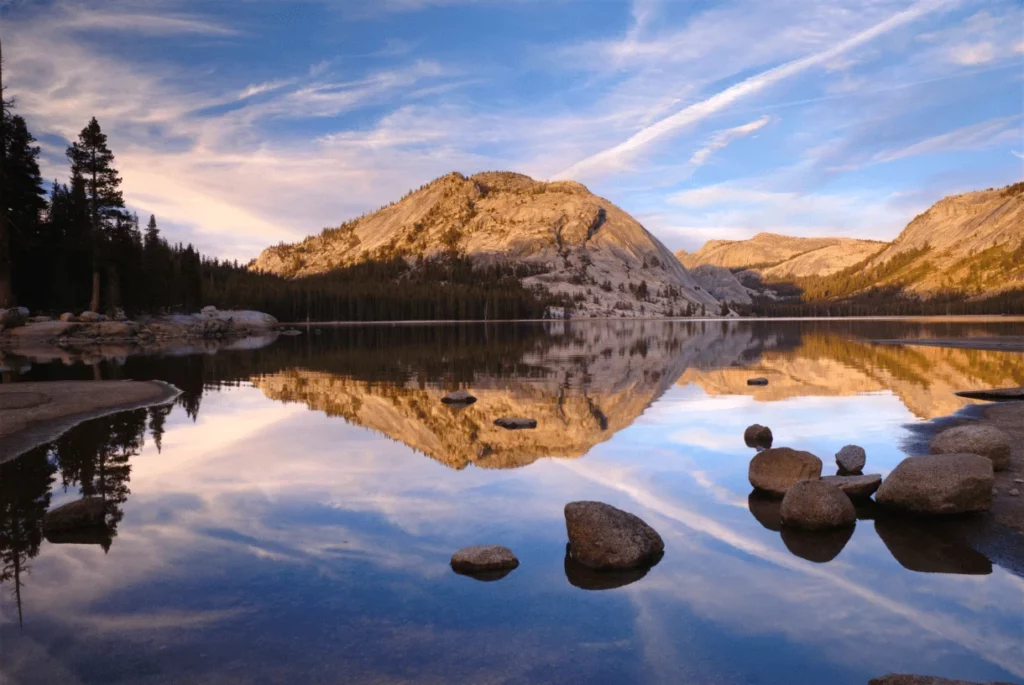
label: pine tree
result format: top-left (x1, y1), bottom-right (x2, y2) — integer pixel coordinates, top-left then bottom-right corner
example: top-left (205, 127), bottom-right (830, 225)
top-left (67, 118), bottom-right (125, 312)
top-left (3, 113), bottom-right (46, 307)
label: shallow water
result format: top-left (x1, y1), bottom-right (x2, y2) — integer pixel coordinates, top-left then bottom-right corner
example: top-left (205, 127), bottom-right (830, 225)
top-left (2, 320), bottom-right (1023, 684)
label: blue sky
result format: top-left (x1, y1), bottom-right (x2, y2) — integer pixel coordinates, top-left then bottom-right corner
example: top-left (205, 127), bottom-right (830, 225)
top-left (3, 0), bottom-right (1022, 261)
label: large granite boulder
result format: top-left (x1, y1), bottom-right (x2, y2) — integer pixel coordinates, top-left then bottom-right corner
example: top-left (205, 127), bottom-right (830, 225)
top-left (59, 312), bottom-right (77, 322)
top-left (876, 454), bottom-right (993, 515)
top-left (835, 444), bottom-right (866, 474)
top-left (929, 424), bottom-right (1011, 471)
top-left (564, 501), bottom-right (664, 570)
top-left (78, 310), bottom-right (102, 322)
top-left (748, 447), bottom-right (822, 495)
top-left (744, 424), bottom-right (773, 448)
top-left (0, 307), bottom-right (29, 326)
top-left (450, 545), bottom-right (519, 580)
top-left (821, 474), bottom-right (882, 499)
top-left (780, 480), bottom-right (856, 530)
top-left (42, 498), bottom-right (107, 532)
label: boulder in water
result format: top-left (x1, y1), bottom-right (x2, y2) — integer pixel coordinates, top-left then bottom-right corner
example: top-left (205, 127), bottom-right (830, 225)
top-left (780, 480), bottom-right (856, 530)
top-left (821, 474), bottom-right (882, 499)
top-left (42, 498), bottom-right (107, 533)
top-left (450, 545), bottom-right (519, 579)
top-left (876, 453), bottom-right (993, 515)
top-left (441, 390), bottom-right (477, 405)
top-left (564, 501), bottom-right (664, 570)
top-left (835, 444), bottom-right (866, 474)
top-left (748, 447), bottom-right (822, 496)
top-left (929, 424), bottom-right (1011, 471)
top-left (744, 424), bottom-right (773, 448)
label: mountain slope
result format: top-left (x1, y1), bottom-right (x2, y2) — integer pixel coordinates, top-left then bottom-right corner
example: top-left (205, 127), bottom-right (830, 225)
top-left (253, 171), bottom-right (719, 316)
top-left (858, 184), bottom-right (1024, 296)
top-left (677, 234), bottom-right (884, 277)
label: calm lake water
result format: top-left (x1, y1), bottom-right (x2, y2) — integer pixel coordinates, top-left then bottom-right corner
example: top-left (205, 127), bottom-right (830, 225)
top-left (2, 319), bottom-right (1023, 685)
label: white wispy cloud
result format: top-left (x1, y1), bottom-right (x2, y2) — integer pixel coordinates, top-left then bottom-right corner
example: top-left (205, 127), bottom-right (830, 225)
top-left (948, 42), bottom-right (996, 65)
top-left (557, 0), bottom-right (955, 179)
top-left (689, 115), bottom-right (771, 167)
top-left (870, 115), bottom-right (1021, 164)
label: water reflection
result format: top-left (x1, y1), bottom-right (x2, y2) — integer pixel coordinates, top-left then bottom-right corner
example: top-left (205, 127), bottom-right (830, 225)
top-left (874, 517), bottom-right (993, 576)
top-left (563, 543), bottom-right (660, 590)
top-left (1, 320), bottom-right (1023, 684)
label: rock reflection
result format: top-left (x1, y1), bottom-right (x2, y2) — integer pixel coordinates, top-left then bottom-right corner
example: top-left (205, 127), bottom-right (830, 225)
top-left (747, 491), bottom-right (782, 531)
top-left (780, 525), bottom-right (855, 564)
top-left (563, 544), bottom-right (660, 591)
top-left (874, 517), bottom-right (992, 575)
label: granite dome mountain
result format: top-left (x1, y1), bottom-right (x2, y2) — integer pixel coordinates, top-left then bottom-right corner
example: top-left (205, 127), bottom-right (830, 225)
top-left (252, 172), bottom-right (721, 317)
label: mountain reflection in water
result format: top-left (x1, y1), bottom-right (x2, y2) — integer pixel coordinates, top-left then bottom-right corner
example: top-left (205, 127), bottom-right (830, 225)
top-left (1, 319), bottom-right (1023, 685)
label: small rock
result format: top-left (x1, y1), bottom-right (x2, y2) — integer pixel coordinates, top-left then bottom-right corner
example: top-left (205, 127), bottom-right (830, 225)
top-left (112, 308), bottom-right (128, 321)
top-left (1010, 489), bottom-right (1020, 497)
top-left (494, 417), bottom-right (536, 430)
top-left (876, 453), bottom-right (993, 515)
top-left (748, 447), bottom-right (823, 496)
top-left (564, 501), bottom-right (664, 570)
top-left (42, 498), bottom-right (107, 533)
top-left (929, 424), bottom-right (1011, 471)
top-left (441, 390), bottom-right (477, 405)
top-left (450, 545), bottom-right (519, 579)
top-left (780, 480), bottom-right (856, 530)
top-left (747, 377), bottom-right (769, 386)
top-left (835, 444), bottom-right (866, 474)
top-left (1013, 478), bottom-right (1023, 484)
top-left (78, 310), bottom-right (102, 322)
top-left (743, 424), bottom-right (773, 448)
top-left (201, 305), bottom-right (218, 314)
top-left (820, 474), bottom-right (882, 499)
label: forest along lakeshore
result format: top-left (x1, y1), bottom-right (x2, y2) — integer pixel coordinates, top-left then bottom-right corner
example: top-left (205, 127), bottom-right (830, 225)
top-left (1, 319), bottom-right (1024, 685)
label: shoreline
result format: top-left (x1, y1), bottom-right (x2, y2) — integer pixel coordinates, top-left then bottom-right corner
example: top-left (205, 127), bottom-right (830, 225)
top-left (0, 380), bottom-right (182, 464)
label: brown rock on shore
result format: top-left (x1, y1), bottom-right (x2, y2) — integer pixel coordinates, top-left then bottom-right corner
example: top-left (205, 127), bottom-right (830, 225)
top-left (876, 453), bottom-right (993, 515)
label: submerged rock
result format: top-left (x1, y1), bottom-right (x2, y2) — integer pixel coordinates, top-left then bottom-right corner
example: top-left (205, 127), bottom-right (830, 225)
top-left (748, 447), bottom-right (822, 496)
top-left (780, 480), bottom-right (856, 530)
top-left (441, 390), bottom-right (477, 405)
top-left (42, 498), bottom-right (107, 532)
top-left (781, 524), bottom-right (855, 563)
top-left (929, 424), bottom-right (1011, 471)
top-left (747, 377), bottom-right (769, 386)
top-left (494, 417), bottom-right (537, 430)
top-left (564, 501), bottom-right (664, 570)
top-left (835, 444), bottom-right (866, 474)
top-left (876, 453), bottom-right (993, 515)
top-left (743, 424), bottom-right (773, 448)
top-left (821, 474), bottom-right (882, 499)
top-left (450, 545), bottom-right (519, 580)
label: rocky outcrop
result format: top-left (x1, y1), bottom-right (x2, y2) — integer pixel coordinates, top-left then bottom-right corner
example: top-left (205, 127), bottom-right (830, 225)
top-left (252, 171), bottom-right (721, 317)
top-left (677, 233), bottom-right (883, 277)
top-left (687, 264), bottom-right (754, 305)
top-left (930, 425), bottom-right (1011, 471)
top-left (835, 444), bottom-right (866, 474)
top-left (748, 447), bottom-right (822, 495)
top-left (450, 545), bottom-right (519, 578)
top-left (42, 498), bottom-right (107, 533)
top-left (876, 454), bottom-right (993, 515)
top-left (564, 501), bottom-right (664, 570)
top-left (821, 474), bottom-right (882, 499)
top-left (780, 480), bottom-right (856, 530)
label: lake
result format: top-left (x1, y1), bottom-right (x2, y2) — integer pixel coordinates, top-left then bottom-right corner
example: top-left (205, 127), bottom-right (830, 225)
top-left (2, 319), bottom-right (1023, 684)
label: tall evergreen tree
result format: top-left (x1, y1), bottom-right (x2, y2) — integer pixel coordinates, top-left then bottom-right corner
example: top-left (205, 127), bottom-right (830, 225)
top-left (0, 34), bottom-right (9, 307)
top-left (67, 117), bottom-right (124, 312)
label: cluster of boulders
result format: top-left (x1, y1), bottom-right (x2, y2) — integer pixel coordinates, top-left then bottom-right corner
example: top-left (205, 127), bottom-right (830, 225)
top-left (450, 501), bottom-right (663, 586)
top-left (440, 390), bottom-right (538, 430)
top-left (744, 420), bottom-right (1011, 557)
top-left (0, 306), bottom-right (30, 331)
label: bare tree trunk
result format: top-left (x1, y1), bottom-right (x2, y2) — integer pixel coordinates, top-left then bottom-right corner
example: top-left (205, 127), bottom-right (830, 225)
top-left (90, 269), bottom-right (101, 312)
top-left (105, 263), bottom-right (119, 311)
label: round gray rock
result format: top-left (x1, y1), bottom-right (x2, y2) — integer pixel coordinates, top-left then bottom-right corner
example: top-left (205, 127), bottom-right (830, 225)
top-left (929, 424), bottom-right (1011, 471)
top-left (748, 447), bottom-right (823, 496)
top-left (565, 501), bottom-right (664, 570)
top-left (835, 444), bottom-right (866, 473)
top-left (821, 473), bottom-right (882, 499)
top-left (876, 453), bottom-right (993, 515)
top-left (744, 424), bottom-right (773, 448)
top-left (780, 480), bottom-right (856, 530)
top-left (450, 545), bottom-right (519, 575)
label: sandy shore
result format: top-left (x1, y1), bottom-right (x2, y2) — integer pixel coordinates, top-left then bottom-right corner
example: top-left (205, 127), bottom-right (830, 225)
top-left (0, 380), bottom-right (181, 463)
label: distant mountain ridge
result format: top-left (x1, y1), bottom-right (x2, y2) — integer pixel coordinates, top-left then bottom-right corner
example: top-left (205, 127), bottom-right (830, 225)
top-left (678, 183), bottom-right (1024, 302)
top-left (253, 171), bottom-right (720, 317)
